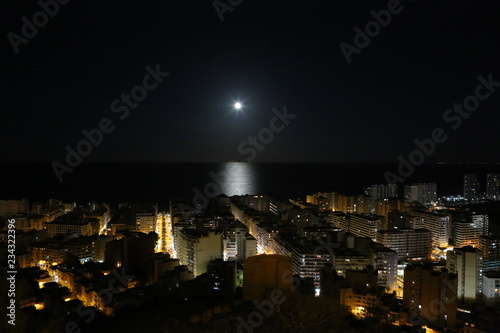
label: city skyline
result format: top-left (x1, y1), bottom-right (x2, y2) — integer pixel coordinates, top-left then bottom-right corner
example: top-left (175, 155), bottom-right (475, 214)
top-left (3, 184), bottom-right (500, 332)
top-left (3, 1), bottom-right (500, 332)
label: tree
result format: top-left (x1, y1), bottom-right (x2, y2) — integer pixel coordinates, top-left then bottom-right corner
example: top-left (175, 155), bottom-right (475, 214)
top-left (360, 304), bottom-right (400, 333)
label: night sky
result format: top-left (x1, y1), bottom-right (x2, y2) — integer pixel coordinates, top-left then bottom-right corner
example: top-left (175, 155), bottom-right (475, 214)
top-left (4, 0), bottom-right (500, 164)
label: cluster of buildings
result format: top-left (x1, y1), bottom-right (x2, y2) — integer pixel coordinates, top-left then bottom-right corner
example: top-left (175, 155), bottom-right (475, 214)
top-left (224, 184), bottom-right (500, 331)
top-left (2, 174), bottom-right (500, 331)
top-left (464, 173), bottom-right (500, 201)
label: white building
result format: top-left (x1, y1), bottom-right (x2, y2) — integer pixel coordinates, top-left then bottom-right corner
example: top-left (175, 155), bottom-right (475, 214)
top-left (136, 212), bottom-right (156, 234)
top-left (454, 214), bottom-right (489, 248)
top-left (273, 234), bottom-right (332, 286)
top-left (411, 211), bottom-right (450, 248)
top-left (245, 236), bottom-right (258, 259)
top-left (404, 183), bottom-right (437, 203)
top-left (369, 244), bottom-right (398, 291)
top-left (223, 224), bottom-right (248, 261)
top-left (446, 246), bottom-right (483, 303)
top-left (348, 214), bottom-right (384, 241)
top-left (176, 229), bottom-right (222, 276)
top-left (483, 271), bottom-right (500, 307)
top-left (364, 184), bottom-right (398, 201)
top-left (376, 229), bottom-right (432, 260)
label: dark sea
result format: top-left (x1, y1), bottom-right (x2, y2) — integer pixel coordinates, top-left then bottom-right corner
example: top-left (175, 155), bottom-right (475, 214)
top-left (2, 162), bottom-right (500, 206)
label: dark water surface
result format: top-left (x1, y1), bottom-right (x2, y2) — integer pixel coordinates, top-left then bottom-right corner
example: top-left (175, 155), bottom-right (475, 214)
top-left (1, 162), bottom-right (500, 204)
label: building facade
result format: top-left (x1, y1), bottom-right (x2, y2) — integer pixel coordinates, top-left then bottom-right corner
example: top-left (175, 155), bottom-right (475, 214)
top-left (404, 183), bottom-right (437, 203)
top-left (176, 229), bottom-right (222, 277)
top-left (403, 264), bottom-right (457, 328)
top-left (446, 246), bottom-right (483, 304)
top-left (411, 211), bottom-right (450, 248)
top-left (348, 214), bottom-right (384, 241)
top-left (376, 229), bottom-right (432, 260)
top-left (486, 173), bottom-right (500, 200)
top-left (483, 271), bottom-right (500, 307)
top-left (464, 174), bottom-right (480, 201)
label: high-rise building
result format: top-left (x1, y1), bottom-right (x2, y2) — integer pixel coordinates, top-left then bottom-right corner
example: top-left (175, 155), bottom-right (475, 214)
top-left (483, 258), bottom-right (500, 272)
top-left (222, 223), bottom-right (248, 261)
top-left (45, 217), bottom-right (99, 237)
top-left (479, 235), bottom-right (500, 259)
top-left (245, 235), bottom-right (258, 259)
top-left (446, 246), bottom-right (483, 304)
top-left (85, 211), bottom-right (109, 234)
top-left (242, 254), bottom-right (293, 301)
top-left (0, 199), bottom-right (29, 217)
top-left (374, 198), bottom-right (401, 216)
top-left (404, 183), bottom-right (437, 203)
top-left (341, 266), bottom-right (381, 317)
top-left (329, 211), bottom-right (348, 230)
top-left (207, 259), bottom-right (237, 298)
top-left (288, 209), bottom-right (319, 227)
top-left (11, 213), bottom-right (45, 231)
top-left (472, 213), bottom-right (489, 235)
top-left (255, 224), bottom-right (279, 255)
top-left (454, 214), bottom-right (489, 248)
top-left (332, 251), bottom-right (371, 277)
top-left (345, 266), bottom-right (379, 290)
top-left (387, 210), bottom-right (413, 229)
top-left (403, 264), bottom-right (457, 328)
top-left (175, 229), bottom-right (222, 276)
top-left (482, 271), bottom-right (500, 307)
top-left (486, 173), bottom-right (500, 200)
top-left (354, 195), bottom-right (374, 214)
top-left (410, 211), bottom-right (451, 248)
top-left (29, 235), bottom-right (97, 266)
top-left (363, 184), bottom-right (398, 201)
top-left (376, 229), bottom-right (432, 260)
top-left (348, 213), bottom-right (384, 241)
top-left (95, 235), bottom-right (113, 262)
top-left (135, 212), bottom-right (156, 234)
top-left (230, 200), bottom-right (264, 248)
top-left (369, 243), bottom-right (398, 291)
top-left (152, 254), bottom-right (180, 284)
top-left (464, 174), bottom-right (480, 201)
top-left (238, 195), bottom-right (287, 215)
top-left (306, 192), bottom-right (335, 212)
top-left (272, 234), bottom-right (332, 287)
top-left (105, 232), bottom-right (157, 279)
top-left (336, 195), bottom-right (356, 213)
top-left (340, 287), bottom-right (378, 317)
top-left (306, 192), bottom-right (337, 212)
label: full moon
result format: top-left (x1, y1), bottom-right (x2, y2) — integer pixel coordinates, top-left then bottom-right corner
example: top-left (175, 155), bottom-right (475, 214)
top-left (234, 102), bottom-right (242, 110)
